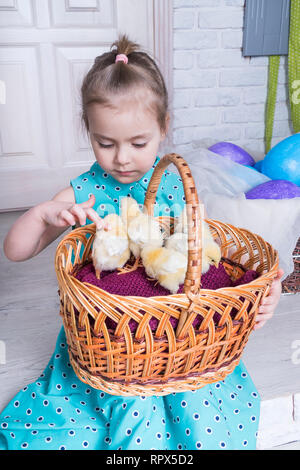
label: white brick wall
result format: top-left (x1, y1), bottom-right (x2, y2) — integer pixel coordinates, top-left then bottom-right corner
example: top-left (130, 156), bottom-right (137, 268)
top-left (172, 0), bottom-right (293, 160)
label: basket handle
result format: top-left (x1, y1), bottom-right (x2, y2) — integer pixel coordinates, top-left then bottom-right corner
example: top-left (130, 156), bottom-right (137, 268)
top-left (144, 153), bottom-right (204, 320)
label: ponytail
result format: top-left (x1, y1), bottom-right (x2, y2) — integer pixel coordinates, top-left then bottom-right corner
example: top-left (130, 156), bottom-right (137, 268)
top-left (81, 34), bottom-right (168, 135)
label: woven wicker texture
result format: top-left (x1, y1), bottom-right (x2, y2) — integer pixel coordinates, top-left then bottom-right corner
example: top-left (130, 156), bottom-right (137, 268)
top-left (55, 153), bottom-right (279, 396)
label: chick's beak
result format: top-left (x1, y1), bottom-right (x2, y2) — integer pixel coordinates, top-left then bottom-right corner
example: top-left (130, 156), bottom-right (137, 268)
top-left (213, 261), bottom-right (219, 268)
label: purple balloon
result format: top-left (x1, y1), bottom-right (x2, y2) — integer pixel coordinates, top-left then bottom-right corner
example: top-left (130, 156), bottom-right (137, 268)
top-left (245, 179), bottom-right (300, 199)
top-left (208, 141), bottom-right (255, 166)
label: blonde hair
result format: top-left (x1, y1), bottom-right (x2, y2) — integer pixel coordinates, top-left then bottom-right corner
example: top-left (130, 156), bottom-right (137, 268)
top-left (81, 34), bottom-right (169, 135)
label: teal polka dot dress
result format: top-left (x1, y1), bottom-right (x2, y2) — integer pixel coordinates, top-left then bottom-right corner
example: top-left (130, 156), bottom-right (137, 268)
top-left (0, 156), bottom-right (260, 450)
top-left (71, 156), bottom-right (185, 219)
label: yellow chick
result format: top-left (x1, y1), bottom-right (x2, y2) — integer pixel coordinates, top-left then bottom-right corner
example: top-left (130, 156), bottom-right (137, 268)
top-left (120, 196), bottom-right (141, 231)
top-left (165, 231), bottom-right (188, 255)
top-left (92, 213), bottom-right (130, 279)
top-left (202, 240), bottom-right (222, 274)
top-left (120, 197), bottom-right (164, 270)
top-left (165, 205), bottom-right (221, 274)
top-left (164, 206), bottom-right (188, 254)
top-left (141, 244), bottom-right (187, 294)
top-left (201, 220), bottom-right (222, 273)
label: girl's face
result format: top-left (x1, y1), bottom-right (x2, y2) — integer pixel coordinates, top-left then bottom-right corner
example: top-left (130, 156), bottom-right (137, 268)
top-left (87, 88), bottom-right (168, 183)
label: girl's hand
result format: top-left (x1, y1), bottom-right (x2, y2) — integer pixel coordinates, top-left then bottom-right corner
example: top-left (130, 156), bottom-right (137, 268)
top-left (41, 194), bottom-right (105, 230)
top-left (254, 268), bottom-right (284, 330)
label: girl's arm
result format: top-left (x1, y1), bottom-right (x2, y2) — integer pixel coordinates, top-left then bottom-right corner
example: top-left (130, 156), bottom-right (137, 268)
top-left (3, 188), bottom-right (103, 262)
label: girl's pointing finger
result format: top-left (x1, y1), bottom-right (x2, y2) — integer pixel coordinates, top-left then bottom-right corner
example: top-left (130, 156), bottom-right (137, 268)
top-left (69, 205), bottom-right (86, 226)
top-left (85, 208), bottom-right (103, 230)
top-left (79, 194), bottom-right (96, 209)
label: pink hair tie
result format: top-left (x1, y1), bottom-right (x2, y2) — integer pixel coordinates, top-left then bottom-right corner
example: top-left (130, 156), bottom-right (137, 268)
top-left (115, 53), bottom-right (128, 64)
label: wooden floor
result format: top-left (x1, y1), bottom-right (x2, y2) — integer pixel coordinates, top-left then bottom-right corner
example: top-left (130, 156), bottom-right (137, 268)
top-left (0, 210), bottom-right (300, 449)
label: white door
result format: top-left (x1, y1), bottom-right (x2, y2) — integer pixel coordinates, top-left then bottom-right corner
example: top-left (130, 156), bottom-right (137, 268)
top-left (0, 0), bottom-right (173, 211)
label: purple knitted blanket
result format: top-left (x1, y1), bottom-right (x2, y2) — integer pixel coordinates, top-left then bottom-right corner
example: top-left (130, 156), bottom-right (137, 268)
top-left (73, 260), bottom-right (258, 332)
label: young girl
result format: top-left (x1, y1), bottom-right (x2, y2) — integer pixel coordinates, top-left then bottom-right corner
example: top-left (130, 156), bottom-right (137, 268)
top-left (1, 35), bottom-right (283, 451)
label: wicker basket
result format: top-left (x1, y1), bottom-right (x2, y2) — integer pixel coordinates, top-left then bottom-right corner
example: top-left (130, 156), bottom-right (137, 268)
top-left (55, 153), bottom-right (279, 396)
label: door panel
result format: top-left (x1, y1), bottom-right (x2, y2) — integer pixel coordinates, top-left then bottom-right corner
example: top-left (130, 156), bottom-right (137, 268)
top-left (0, 0), bottom-right (171, 210)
